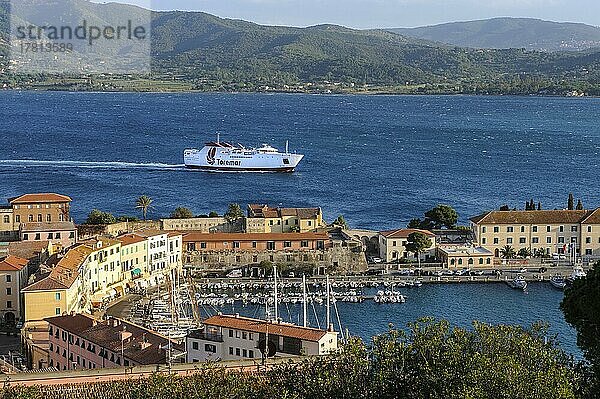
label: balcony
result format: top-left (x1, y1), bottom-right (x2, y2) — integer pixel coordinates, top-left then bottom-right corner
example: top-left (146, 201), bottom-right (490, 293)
top-left (188, 330), bottom-right (224, 343)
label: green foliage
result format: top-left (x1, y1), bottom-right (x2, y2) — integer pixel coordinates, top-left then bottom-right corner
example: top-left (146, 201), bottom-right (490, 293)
top-left (576, 199), bottom-right (584, 211)
top-left (116, 215), bottom-right (140, 222)
top-left (332, 215), bottom-right (349, 230)
top-left (0, 319), bottom-right (580, 399)
top-left (208, 211), bottom-right (219, 218)
top-left (170, 207), bottom-right (194, 219)
top-left (135, 195), bottom-right (153, 220)
top-left (85, 209), bottom-right (116, 225)
top-left (569, 193), bottom-right (575, 210)
top-left (518, 247), bottom-right (532, 258)
top-left (411, 204), bottom-right (459, 230)
top-left (224, 203), bottom-right (244, 224)
top-left (561, 261), bottom-right (600, 394)
top-left (501, 245), bottom-right (516, 259)
top-left (405, 232), bottom-right (432, 256)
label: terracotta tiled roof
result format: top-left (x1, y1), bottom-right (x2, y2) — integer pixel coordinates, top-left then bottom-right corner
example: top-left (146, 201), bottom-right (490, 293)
top-left (0, 255), bottom-right (28, 271)
top-left (581, 208), bottom-right (600, 224)
top-left (470, 210), bottom-right (594, 225)
top-left (134, 229), bottom-right (167, 238)
top-left (22, 245), bottom-right (92, 292)
top-left (117, 233), bottom-right (147, 246)
top-left (248, 204), bottom-right (321, 220)
top-left (204, 315), bottom-right (330, 342)
top-left (380, 229), bottom-right (435, 238)
top-left (9, 193), bottom-right (72, 204)
top-left (7, 241), bottom-right (50, 260)
top-left (183, 232), bottom-right (329, 242)
top-left (167, 231), bottom-right (183, 237)
top-left (20, 221), bottom-right (77, 232)
top-left (81, 237), bottom-right (121, 248)
top-left (45, 314), bottom-right (180, 365)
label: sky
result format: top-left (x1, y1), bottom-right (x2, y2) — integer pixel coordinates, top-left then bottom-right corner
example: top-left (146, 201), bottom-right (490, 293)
top-left (94, 0), bottom-right (600, 28)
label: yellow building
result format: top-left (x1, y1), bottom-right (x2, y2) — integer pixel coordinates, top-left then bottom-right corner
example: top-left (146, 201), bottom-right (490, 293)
top-left (470, 208), bottom-right (600, 261)
top-left (81, 237), bottom-right (123, 300)
top-left (117, 233), bottom-right (148, 286)
top-left (0, 255), bottom-right (29, 324)
top-left (246, 204), bottom-right (325, 233)
top-left (378, 229), bottom-right (436, 263)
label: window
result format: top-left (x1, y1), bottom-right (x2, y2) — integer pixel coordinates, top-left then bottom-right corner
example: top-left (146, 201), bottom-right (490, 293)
top-left (55, 292), bottom-right (61, 300)
top-left (236, 348), bottom-right (240, 356)
top-left (47, 233), bottom-right (53, 239)
top-left (481, 238), bottom-right (487, 244)
top-left (192, 342), bottom-right (199, 350)
top-left (205, 344), bottom-right (217, 353)
top-left (547, 237), bottom-right (552, 244)
top-left (468, 259), bottom-right (474, 265)
top-left (507, 227), bottom-right (514, 233)
top-left (284, 241), bottom-right (292, 248)
top-left (586, 249), bottom-right (593, 255)
top-left (242, 349), bottom-right (247, 357)
top-left (229, 347), bottom-right (234, 355)
top-left (532, 237), bottom-right (539, 244)
top-left (35, 233), bottom-right (40, 240)
top-left (547, 226), bottom-right (551, 232)
top-left (267, 241), bottom-right (276, 250)
top-left (493, 238), bottom-right (499, 244)
top-left (493, 227), bottom-right (499, 233)
top-left (249, 350), bottom-right (254, 358)
top-left (6, 301), bottom-right (12, 308)
top-left (586, 237), bottom-right (592, 244)
top-left (301, 240), bottom-right (309, 248)
top-left (242, 332), bottom-right (247, 339)
top-left (229, 329), bottom-right (234, 338)
top-left (571, 237), bottom-right (577, 243)
top-left (23, 233), bottom-right (28, 240)
top-left (587, 226), bottom-right (592, 233)
top-left (233, 241), bottom-right (240, 249)
top-left (252, 241), bottom-right (257, 248)
top-left (37, 214), bottom-right (42, 222)
top-left (46, 214), bottom-right (51, 222)
top-left (479, 258), bottom-right (484, 265)
top-left (558, 237), bottom-right (565, 244)
top-left (571, 226), bottom-right (578, 232)
top-left (55, 307), bottom-right (61, 315)
top-left (532, 226), bottom-right (538, 233)
top-left (55, 233), bottom-right (61, 239)
top-left (507, 238), bottom-right (513, 244)
top-left (519, 237), bottom-right (526, 244)
top-left (2, 215), bottom-right (8, 223)
top-left (5, 275), bottom-right (11, 283)
top-left (15, 215), bottom-right (20, 223)
top-left (458, 259), bottom-right (463, 265)
top-left (520, 226), bottom-right (525, 233)
top-left (6, 288), bottom-right (11, 295)
top-left (559, 226), bottom-right (564, 233)
top-left (482, 227), bottom-right (486, 233)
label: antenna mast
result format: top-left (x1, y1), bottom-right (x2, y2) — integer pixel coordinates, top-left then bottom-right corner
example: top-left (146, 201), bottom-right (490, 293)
top-left (273, 265), bottom-right (279, 321)
top-left (326, 275), bottom-right (330, 330)
top-left (303, 274), bottom-right (307, 327)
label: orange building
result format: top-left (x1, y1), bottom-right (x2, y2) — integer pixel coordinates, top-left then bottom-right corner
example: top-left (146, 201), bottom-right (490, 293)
top-left (9, 193), bottom-right (72, 227)
top-left (184, 232), bottom-right (330, 252)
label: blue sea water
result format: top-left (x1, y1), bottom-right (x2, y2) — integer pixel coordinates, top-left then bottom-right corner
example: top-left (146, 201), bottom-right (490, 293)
top-left (1, 91), bottom-right (599, 354)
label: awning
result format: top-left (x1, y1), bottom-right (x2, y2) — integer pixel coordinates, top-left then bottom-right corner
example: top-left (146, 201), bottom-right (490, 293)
top-left (131, 268), bottom-right (142, 276)
top-left (115, 286), bottom-right (124, 296)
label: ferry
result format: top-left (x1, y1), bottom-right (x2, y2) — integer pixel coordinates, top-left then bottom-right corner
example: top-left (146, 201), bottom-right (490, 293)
top-left (184, 134), bottom-right (304, 172)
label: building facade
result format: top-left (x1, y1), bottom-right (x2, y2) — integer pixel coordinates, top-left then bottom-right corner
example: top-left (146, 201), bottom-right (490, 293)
top-left (437, 246), bottom-right (494, 269)
top-left (378, 229), bottom-right (437, 263)
top-left (20, 221), bottom-right (78, 249)
top-left (45, 314), bottom-right (181, 371)
top-left (246, 204), bottom-right (325, 234)
top-left (0, 255), bottom-right (29, 324)
top-left (117, 234), bottom-right (148, 285)
top-left (470, 208), bottom-right (600, 261)
top-left (186, 314), bottom-right (338, 363)
top-left (160, 217), bottom-right (243, 233)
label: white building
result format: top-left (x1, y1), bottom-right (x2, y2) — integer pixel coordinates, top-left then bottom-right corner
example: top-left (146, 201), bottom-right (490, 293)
top-left (167, 232), bottom-right (183, 273)
top-left (134, 230), bottom-right (169, 285)
top-left (378, 228), bottom-right (436, 263)
top-left (186, 314), bottom-right (338, 363)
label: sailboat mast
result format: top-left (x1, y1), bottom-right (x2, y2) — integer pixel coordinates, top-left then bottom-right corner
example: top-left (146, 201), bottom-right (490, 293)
top-left (303, 274), bottom-right (307, 327)
top-left (274, 265), bottom-right (279, 321)
top-left (326, 275), bottom-right (330, 329)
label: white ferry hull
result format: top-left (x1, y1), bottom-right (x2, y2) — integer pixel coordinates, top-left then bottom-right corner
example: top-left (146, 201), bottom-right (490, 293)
top-left (184, 145), bottom-right (304, 173)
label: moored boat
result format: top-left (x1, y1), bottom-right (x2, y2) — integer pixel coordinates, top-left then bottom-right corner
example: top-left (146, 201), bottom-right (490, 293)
top-left (506, 275), bottom-right (528, 291)
top-left (550, 275), bottom-right (566, 290)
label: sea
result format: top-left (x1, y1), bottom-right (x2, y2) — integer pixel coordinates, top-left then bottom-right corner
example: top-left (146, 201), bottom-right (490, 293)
top-left (1, 91), bottom-right (599, 355)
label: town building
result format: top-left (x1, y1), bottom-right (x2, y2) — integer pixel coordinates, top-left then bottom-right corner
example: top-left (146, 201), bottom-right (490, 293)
top-left (19, 221), bottom-right (78, 250)
top-left (160, 217), bottom-right (243, 233)
top-left (0, 255), bottom-right (29, 324)
top-left (437, 246), bottom-right (494, 269)
top-left (133, 230), bottom-right (171, 286)
top-left (470, 208), bottom-right (600, 261)
top-left (45, 314), bottom-right (182, 371)
top-left (186, 314), bottom-right (338, 363)
top-left (116, 233), bottom-right (148, 287)
top-left (246, 204), bottom-right (325, 233)
top-left (167, 232), bottom-right (183, 272)
top-left (378, 229), bottom-right (437, 263)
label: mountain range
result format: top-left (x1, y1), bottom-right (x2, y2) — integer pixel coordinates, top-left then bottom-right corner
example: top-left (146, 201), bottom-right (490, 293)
top-left (389, 18), bottom-right (600, 52)
top-left (1, 1), bottom-right (599, 94)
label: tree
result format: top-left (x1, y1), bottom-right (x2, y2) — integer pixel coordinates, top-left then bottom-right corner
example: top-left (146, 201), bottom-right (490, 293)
top-left (332, 215), bottom-right (349, 230)
top-left (405, 232), bottom-right (432, 268)
top-left (538, 201), bottom-right (542, 210)
top-left (135, 195), bottom-right (153, 221)
top-left (209, 211), bottom-right (219, 218)
top-left (561, 261), bottom-right (600, 394)
top-left (116, 215), bottom-right (139, 222)
top-left (500, 245), bottom-right (516, 260)
top-left (170, 207), bottom-right (194, 219)
top-left (423, 204), bottom-right (458, 229)
top-left (407, 218), bottom-right (422, 229)
top-left (568, 193), bottom-right (575, 210)
top-left (224, 203), bottom-right (243, 224)
top-left (576, 199), bottom-right (584, 210)
top-left (85, 209), bottom-right (116, 225)
top-left (518, 248), bottom-right (532, 259)
top-left (499, 205), bottom-right (510, 211)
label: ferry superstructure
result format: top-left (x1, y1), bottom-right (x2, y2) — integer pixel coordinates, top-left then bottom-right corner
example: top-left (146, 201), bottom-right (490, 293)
top-left (184, 135), bottom-right (304, 172)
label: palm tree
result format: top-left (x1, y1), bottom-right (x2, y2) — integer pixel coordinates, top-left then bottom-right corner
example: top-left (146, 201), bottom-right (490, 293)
top-left (500, 245), bottom-right (516, 260)
top-left (135, 195), bottom-right (153, 221)
top-left (517, 248), bottom-right (532, 259)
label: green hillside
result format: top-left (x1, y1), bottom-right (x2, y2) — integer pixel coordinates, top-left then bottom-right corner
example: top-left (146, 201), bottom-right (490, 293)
top-left (390, 18), bottom-right (600, 52)
top-left (1, 2), bottom-right (600, 95)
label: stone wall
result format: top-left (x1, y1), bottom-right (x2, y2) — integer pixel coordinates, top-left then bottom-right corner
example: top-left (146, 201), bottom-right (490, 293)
top-left (160, 217), bottom-right (243, 233)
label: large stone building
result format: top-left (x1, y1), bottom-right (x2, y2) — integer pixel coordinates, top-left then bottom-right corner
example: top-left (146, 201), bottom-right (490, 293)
top-left (160, 217), bottom-right (243, 233)
top-left (186, 314), bottom-right (338, 363)
top-left (0, 255), bottom-right (29, 324)
top-left (378, 229), bottom-right (437, 263)
top-left (45, 314), bottom-right (182, 371)
top-left (183, 231), bottom-right (366, 275)
top-left (1, 193), bottom-right (72, 242)
top-left (437, 246), bottom-right (494, 269)
top-left (19, 221), bottom-right (78, 250)
top-left (470, 208), bottom-right (600, 261)
top-left (246, 204), bottom-right (325, 233)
